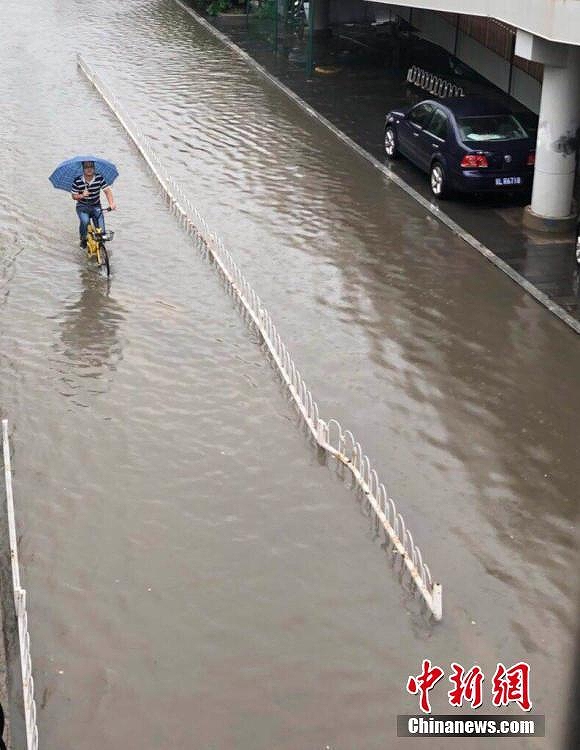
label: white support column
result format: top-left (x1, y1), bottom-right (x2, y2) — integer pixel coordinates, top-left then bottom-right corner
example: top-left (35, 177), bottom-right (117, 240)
top-left (531, 47), bottom-right (580, 220)
top-left (517, 31), bottom-right (580, 228)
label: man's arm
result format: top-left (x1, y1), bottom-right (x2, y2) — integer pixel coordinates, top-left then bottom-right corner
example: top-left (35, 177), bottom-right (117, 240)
top-left (71, 179), bottom-right (87, 201)
top-left (103, 187), bottom-right (116, 210)
top-left (70, 185), bottom-right (85, 201)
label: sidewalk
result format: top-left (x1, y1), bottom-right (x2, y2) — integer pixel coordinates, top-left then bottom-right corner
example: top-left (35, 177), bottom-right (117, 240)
top-left (200, 7), bottom-right (580, 325)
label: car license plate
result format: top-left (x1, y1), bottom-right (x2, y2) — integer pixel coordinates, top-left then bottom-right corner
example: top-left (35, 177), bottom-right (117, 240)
top-left (495, 176), bottom-right (522, 186)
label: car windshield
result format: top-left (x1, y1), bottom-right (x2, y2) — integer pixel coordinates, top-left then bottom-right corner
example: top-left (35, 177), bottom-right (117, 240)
top-left (457, 114), bottom-right (528, 142)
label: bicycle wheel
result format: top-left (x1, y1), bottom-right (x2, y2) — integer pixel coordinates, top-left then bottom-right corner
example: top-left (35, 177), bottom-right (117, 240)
top-left (97, 243), bottom-right (110, 277)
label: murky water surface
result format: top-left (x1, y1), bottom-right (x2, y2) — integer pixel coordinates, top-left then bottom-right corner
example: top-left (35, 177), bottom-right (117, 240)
top-left (0, 1), bottom-right (578, 747)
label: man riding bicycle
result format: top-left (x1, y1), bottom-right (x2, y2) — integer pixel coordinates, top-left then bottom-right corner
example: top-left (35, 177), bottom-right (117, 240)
top-left (71, 160), bottom-right (116, 248)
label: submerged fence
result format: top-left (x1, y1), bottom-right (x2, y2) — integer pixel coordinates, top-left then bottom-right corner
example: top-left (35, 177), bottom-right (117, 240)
top-left (77, 55), bottom-right (442, 621)
top-left (2, 420), bottom-right (38, 750)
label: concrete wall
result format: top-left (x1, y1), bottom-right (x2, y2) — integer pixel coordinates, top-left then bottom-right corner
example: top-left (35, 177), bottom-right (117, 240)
top-left (456, 33), bottom-right (510, 91)
top-left (329, 0), bottom-right (372, 24)
top-left (510, 68), bottom-right (541, 112)
top-left (369, 0), bottom-right (580, 46)
top-left (419, 9), bottom-right (456, 51)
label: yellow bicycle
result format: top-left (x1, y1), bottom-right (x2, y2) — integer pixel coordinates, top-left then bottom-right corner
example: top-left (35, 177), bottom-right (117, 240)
top-left (86, 207), bottom-right (113, 277)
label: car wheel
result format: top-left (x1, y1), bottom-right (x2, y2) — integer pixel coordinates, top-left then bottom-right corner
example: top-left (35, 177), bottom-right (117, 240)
top-left (384, 126), bottom-right (399, 159)
top-left (430, 161), bottom-right (449, 199)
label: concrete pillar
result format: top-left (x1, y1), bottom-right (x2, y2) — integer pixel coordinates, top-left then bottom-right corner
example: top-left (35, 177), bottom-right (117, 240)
top-left (516, 31), bottom-right (580, 229)
top-left (530, 47), bottom-right (580, 221)
top-left (313, 0), bottom-right (330, 34)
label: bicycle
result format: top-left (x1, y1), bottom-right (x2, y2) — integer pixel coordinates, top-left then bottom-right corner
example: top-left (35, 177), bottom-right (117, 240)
top-left (85, 207), bottom-right (114, 277)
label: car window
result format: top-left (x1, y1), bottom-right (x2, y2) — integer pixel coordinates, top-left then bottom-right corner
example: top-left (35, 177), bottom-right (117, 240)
top-left (457, 114), bottom-right (528, 142)
top-left (407, 103), bottom-right (435, 128)
top-left (514, 111), bottom-right (538, 138)
top-left (425, 109), bottom-right (448, 139)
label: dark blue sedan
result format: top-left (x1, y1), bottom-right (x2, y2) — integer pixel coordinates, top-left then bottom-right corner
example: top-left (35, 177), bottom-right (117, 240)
top-left (384, 97), bottom-right (536, 199)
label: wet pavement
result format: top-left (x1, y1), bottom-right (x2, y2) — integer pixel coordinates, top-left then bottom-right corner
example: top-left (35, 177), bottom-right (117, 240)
top-left (0, 1), bottom-right (579, 748)
top-left (206, 9), bottom-right (580, 322)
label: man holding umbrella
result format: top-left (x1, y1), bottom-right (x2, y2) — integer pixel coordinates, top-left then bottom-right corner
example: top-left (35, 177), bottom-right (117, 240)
top-left (71, 160), bottom-right (116, 248)
top-left (49, 155), bottom-right (119, 248)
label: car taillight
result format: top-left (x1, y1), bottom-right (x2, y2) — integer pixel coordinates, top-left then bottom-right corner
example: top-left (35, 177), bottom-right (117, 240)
top-left (527, 151), bottom-right (536, 166)
top-left (460, 154), bottom-right (489, 168)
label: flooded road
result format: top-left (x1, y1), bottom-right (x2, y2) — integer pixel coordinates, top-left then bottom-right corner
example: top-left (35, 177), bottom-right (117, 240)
top-left (0, 0), bottom-right (578, 748)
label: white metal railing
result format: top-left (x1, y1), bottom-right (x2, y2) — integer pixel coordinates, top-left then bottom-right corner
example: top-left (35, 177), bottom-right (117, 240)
top-left (2, 420), bottom-right (38, 750)
top-left (407, 65), bottom-right (464, 98)
top-left (77, 55), bottom-right (443, 621)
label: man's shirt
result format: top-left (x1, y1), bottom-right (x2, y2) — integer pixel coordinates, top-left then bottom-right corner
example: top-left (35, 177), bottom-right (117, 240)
top-left (72, 172), bottom-right (108, 207)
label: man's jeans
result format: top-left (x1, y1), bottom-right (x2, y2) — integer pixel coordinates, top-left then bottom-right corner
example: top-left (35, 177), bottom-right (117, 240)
top-left (77, 204), bottom-right (105, 242)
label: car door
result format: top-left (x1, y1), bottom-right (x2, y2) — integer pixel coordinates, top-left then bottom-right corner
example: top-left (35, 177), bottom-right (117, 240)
top-left (416, 107), bottom-right (449, 170)
top-left (398, 103), bottom-right (436, 165)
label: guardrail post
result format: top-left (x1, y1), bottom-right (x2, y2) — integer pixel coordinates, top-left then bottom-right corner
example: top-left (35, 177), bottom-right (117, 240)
top-left (431, 583), bottom-right (443, 621)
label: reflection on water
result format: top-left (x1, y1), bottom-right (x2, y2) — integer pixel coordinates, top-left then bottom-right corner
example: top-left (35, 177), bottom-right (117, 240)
top-left (56, 267), bottom-right (124, 377)
top-left (47, 266), bottom-right (126, 408)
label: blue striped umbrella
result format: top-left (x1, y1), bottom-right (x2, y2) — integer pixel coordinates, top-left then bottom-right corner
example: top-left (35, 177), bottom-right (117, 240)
top-left (49, 155), bottom-right (119, 191)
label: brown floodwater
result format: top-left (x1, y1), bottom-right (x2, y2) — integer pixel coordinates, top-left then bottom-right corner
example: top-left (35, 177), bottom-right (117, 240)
top-left (0, 1), bottom-right (578, 747)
